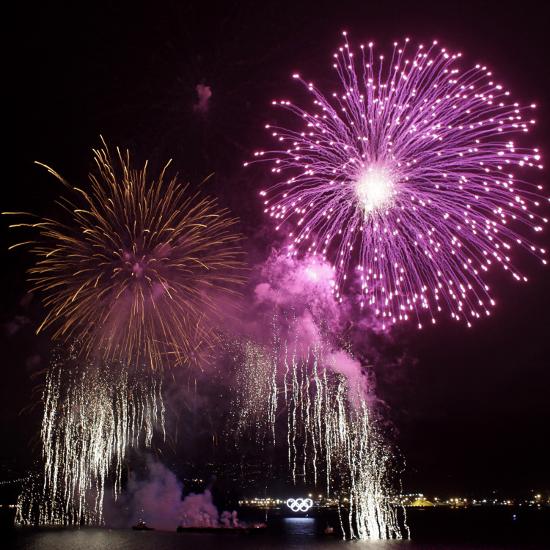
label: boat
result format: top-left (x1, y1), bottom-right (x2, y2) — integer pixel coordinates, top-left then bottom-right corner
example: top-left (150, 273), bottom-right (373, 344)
top-left (132, 520), bottom-right (154, 531)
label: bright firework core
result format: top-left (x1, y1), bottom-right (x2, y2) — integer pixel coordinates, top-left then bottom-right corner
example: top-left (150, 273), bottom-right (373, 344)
top-left (355, 165), bottom-right (395, 214)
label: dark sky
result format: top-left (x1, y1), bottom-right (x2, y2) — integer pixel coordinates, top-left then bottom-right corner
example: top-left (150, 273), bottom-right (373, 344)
top-left (3, 0), bottom-right (550, 497)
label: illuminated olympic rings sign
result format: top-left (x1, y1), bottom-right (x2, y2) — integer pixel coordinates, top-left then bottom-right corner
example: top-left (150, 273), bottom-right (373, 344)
top-left (286, 498), bottom-right (313, 512)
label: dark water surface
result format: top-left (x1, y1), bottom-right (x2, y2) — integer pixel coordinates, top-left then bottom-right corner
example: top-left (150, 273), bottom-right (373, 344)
top-left (7, 513), bottom-right (550, 550)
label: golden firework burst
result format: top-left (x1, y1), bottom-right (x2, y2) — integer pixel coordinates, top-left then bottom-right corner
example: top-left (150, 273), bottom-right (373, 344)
top-left (6, 141), bottom-right (245, 370)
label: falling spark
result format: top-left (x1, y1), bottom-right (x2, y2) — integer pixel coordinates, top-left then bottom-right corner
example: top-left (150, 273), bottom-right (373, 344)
top-left (16, 345), bottom-right (165, 525)
top-left (233, 335), bottom-right (406, 540)
top-left (231, 339), bottom-right (278, 444)
top-left (249, 36), bottom-right (547, 328)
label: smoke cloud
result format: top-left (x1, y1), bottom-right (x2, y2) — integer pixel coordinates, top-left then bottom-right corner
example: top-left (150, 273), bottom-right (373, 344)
top-left (249, 251), bottom-right (374, 399)
top-left (106, 456), bottom-right (240, 531)
top-left (193, 84), bottom-right (212, 113)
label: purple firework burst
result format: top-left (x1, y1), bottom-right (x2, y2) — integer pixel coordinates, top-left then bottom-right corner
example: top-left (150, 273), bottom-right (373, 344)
top-left (247, 33), bottom-right (548, 329)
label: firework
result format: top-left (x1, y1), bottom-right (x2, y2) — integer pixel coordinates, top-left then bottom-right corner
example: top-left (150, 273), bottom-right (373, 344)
top-left (231, 338), bottom-right (278, 443)
top-left (249, 35), bottom-right (547, 329)
top-left (17, 346), bottom-right (164, 525)
top-left (6, 142), bottom-right (244, 369)
top-left (232, 335), bottom-right (406, 540)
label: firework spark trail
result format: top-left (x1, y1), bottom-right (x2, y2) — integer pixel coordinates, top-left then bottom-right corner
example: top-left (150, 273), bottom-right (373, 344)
top-left (233, 336), bottom-right (406, 540)
top-left (248, 35), bottom-right (547, 329)
top-left (230, 339), bottom-right (278, 444)
top-left (16, 347), bottom-right (165, 526)
top-left (6, 141), bottom-right (244, 371)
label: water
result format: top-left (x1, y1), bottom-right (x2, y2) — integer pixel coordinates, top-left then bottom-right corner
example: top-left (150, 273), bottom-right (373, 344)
top-left (7, 514), bottom-right (550, 550)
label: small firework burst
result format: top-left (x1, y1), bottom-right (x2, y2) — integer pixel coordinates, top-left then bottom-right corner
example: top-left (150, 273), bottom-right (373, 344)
top-left (249, 34), bottom-right (547, 329)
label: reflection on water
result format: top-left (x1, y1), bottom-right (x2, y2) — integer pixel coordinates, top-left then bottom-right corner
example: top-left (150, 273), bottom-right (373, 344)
top-left (9, 523), bottom-right (549, 550)
top-left (9, 505), bottom-right (550, 550)
top-left (8, 507), bottom-right (550, 549)
top-left (283, 517), bottom-right (316, 537)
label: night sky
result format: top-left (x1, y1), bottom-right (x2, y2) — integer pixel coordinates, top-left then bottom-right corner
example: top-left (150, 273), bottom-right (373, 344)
top-left (3, 0), bottom-right (550, 497)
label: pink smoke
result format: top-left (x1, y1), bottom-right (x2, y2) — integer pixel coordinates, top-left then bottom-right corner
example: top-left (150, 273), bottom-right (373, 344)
top-left (325, 349), bottom-right (370, 407)
top-left (109, 457), bottom-right (240, 531)
top-left (179, 489), bottom-right (227, 528)
top-left (123, 458), bottom-right (185, 530)
top-left (252, 251), bottom-right (372, 402)
top-left (255, 254), bottom-right (335, 307)
top-left (193, 84), bottom-right (212, 113)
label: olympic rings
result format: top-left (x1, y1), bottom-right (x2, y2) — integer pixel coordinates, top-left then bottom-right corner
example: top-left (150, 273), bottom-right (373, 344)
top-left (286, 497), bottom-right (313, 512)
